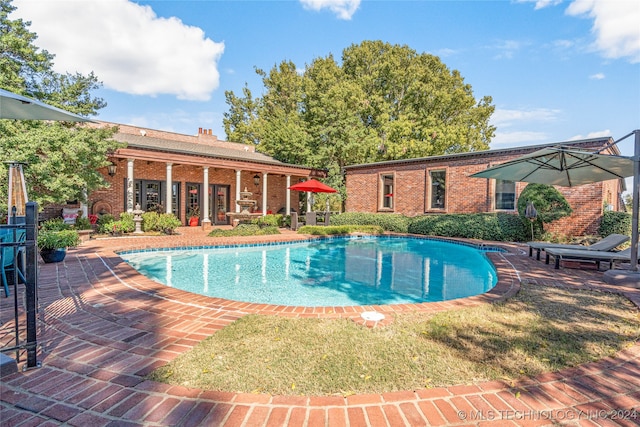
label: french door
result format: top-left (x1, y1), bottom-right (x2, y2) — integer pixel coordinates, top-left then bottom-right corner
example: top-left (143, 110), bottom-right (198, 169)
top-left (210, 184), bottom-right (230, 225)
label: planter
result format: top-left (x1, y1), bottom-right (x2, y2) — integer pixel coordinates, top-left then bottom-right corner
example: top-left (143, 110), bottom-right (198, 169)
top-left (40, 248), bottom-right (67, 263)
top-left (189, 217), bottom-right (199, 227)
top-left (78, 229), bottom-right (93, 242)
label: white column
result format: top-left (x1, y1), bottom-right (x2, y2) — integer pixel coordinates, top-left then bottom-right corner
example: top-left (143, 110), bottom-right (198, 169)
top-left (165, 163), bottom-right (173, 214)
top-left (202, 166), bottom-right (211, 224)
top-left (286, 175), bottom-right (291, 215)
top-left (262, 172), bottom-right (268, 216)
top-left (235, 170), bottom-right (242, 212)
top-left (306, 191), bottom-right (312, 213)
top-left (81, 188), bottom-right (88, 217)
top-left (126, 159), bottom-right (135, 212)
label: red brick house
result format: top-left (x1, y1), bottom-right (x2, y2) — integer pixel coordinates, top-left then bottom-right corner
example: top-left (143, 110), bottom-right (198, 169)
top-left (86, 122), bottom-right (322, 227)
top-left (344, 137), bottom-right (626, 237)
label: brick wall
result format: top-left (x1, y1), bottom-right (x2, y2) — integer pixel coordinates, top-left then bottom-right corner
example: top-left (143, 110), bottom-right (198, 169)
top-left (345, 141), bottom-right (621, 238)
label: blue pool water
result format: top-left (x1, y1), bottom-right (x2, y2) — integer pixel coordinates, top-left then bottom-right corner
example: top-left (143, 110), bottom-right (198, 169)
top-left (120, 236), bottom-right (498, 307)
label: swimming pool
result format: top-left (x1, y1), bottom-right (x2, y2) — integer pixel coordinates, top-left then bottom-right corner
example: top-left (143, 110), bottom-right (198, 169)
top-left (120, 236), bottom-right (499, 307)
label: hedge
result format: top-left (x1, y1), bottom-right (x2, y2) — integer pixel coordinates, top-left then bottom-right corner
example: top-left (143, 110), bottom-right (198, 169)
top-left (329, 212), bottom-right (411, 233)
top-left (298, 225), bottom-right (384, 236)
top-left (598, 210), bottom-right (632, 237)
top-left (329, 212), bottom-right (529, 242)
top-left (408, 213), bottom-right (529, 242)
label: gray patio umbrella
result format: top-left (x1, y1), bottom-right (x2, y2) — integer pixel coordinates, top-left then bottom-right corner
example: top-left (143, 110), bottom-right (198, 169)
top-left (470, 146), bottom-right (634, 186)
top-left (0, 88), bottom-right (91, 121)
top-left (471, 131), bottom-right (639, 273)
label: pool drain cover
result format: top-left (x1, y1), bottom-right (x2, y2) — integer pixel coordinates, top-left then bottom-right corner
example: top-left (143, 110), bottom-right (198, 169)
top-left (361, 311), bottom-right (385, 322)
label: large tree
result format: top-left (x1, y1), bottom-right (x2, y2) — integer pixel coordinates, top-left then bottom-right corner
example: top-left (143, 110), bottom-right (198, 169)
top-left (0, 0), bottom-right (120, 215)
top-left (224, 40), bottom-right (495, 197)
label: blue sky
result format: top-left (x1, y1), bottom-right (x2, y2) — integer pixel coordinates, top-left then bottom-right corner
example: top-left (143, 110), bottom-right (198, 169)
top-left (11, 0), bottom-right (640, 162)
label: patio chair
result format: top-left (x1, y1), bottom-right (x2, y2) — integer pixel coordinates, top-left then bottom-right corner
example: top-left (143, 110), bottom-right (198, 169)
top-left (545, 245), bottom-right (640, 270)
top-left (527, 234), bottom-right (630, 260)
top-left (1, 229), bottom-right (27, 297)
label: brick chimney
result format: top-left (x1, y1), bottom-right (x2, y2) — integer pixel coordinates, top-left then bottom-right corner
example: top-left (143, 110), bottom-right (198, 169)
top-left (197, 127), bottom-right (218, 142)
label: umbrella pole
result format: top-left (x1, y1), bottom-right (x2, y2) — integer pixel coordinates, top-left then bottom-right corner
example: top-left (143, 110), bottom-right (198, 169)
top-left (530, 222), bottom-right (534, 241)
top-left (629, 130), bottom-right (639, 271)
top-left (605, 130), bottom-right (640, 285)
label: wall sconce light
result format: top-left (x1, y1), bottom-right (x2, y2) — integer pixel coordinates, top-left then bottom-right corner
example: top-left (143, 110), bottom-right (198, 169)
top-left (107, 162), bottom-right (117, 177)
top-left (253, 174), bottom-right (260, 187)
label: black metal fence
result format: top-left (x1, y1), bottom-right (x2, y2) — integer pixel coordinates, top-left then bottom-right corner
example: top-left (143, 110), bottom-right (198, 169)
top-left (1, 202), bottom-right (39, 369)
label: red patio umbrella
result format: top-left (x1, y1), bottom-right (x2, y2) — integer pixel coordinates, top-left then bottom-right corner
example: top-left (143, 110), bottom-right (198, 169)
top-left (288, 179), bottom-right (337, 193)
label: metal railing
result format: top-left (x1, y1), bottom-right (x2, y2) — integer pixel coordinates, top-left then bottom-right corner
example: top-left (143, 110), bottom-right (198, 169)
top-left (1, 202), bottom-right (39, 369)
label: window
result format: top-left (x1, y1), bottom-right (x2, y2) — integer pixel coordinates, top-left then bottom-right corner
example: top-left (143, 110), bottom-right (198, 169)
top-left (131, 180), bottom-right (164, 212)
top-left (186, 183), bottom-right (200, 217)
top-left (380, 174), bottom-right (394, 210)
top-left (495, 180), bottom-right (515, 210)
top-left (429, 170), bottom-right (446, 209)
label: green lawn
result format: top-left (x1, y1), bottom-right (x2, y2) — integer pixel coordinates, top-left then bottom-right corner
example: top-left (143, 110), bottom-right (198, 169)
top-left (148, 284), bottom-right (639, 396)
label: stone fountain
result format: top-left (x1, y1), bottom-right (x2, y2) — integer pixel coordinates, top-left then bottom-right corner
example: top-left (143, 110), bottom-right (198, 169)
top-left (226, 187), bottom-right (262, 226)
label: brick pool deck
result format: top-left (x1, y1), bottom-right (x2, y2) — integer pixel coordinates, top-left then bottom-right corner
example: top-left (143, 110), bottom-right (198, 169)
top-left (1, 227), bottom-right (639, 426)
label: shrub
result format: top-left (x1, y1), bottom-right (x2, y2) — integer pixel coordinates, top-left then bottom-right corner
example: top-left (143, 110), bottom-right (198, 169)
top-left (74, 216), bottom-right (92, 230)
top-left (119, 212), bottom-right (135, 231)
top-left (330, 212), bottom-right (411, 232)
top-left (96, 214), bottom-right (115, 234)
top-left (107, 213), bottom-right (135, 235)
top-left (598, 211), bottom-right (631, 237)
top-left (298, 225), bottom-right (384, 235)
top-left (253, 214), bottom-right (284, 228)
top-left (37, 229), bottom-right (81, 250)
top-left (208, 224), bottom-right (280, 237)
top-left (41, 218), bottom-right (71, 231)
top-left (408, 213), bottom-right (529, 242)
top-left (157, 213), bottom-right (182, 234)
top-left (142, 212), bottom-right (160, 232)
top-left (516, 183), bottom-right (572, 235)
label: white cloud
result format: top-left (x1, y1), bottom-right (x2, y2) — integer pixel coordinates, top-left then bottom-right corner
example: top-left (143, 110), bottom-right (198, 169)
top-left (516, 0), bottom-right (563, 11)
top-left (489, 107), bottom-right (563, 148)
top-left (567, 129), bottom-right (611, 140)
top-left (519, 1), bottom-right (639, 62)
top-left (490, 130), bottom-right (550, 149)
top-left (433, 48), bottom-right (458, 58)
top-left (565, 0), bottom-right (639, 63)
top-left (490, 40), bottom-right (530, 60)
top-left (491, 107), bottom-right (562, 128)
top-left (300, 0), bottom-right (361, 20)
top-left (589, 72), bottom-right (605, 80)
top-left (11, 0), bottom-right (224, 100)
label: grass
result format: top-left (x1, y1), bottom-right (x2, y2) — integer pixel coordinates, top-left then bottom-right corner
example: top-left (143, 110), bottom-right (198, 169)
top-left (147, 284), bottom-right (639, 396)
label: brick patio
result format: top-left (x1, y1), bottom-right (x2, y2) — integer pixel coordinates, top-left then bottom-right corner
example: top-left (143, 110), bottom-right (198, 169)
top-left (1, 227), bottom-right (639, 426)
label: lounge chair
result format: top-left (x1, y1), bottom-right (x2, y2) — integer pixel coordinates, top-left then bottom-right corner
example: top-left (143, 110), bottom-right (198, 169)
top-left (527, 234), bottom-right (630, 260)
top-left (545, 245), bottom-right (640, 270)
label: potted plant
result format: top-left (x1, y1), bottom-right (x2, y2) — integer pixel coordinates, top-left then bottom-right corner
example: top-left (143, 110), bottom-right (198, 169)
top-left (37, 229), bottom-right (81, 263)
top-left (188, 205), bottom-right (200, 226)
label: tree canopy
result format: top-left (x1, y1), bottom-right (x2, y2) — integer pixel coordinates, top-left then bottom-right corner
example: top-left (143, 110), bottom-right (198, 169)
top-left (224, 40), bottom-right (495, 197)
top-left (1, 0), bottom-right (120, 215)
